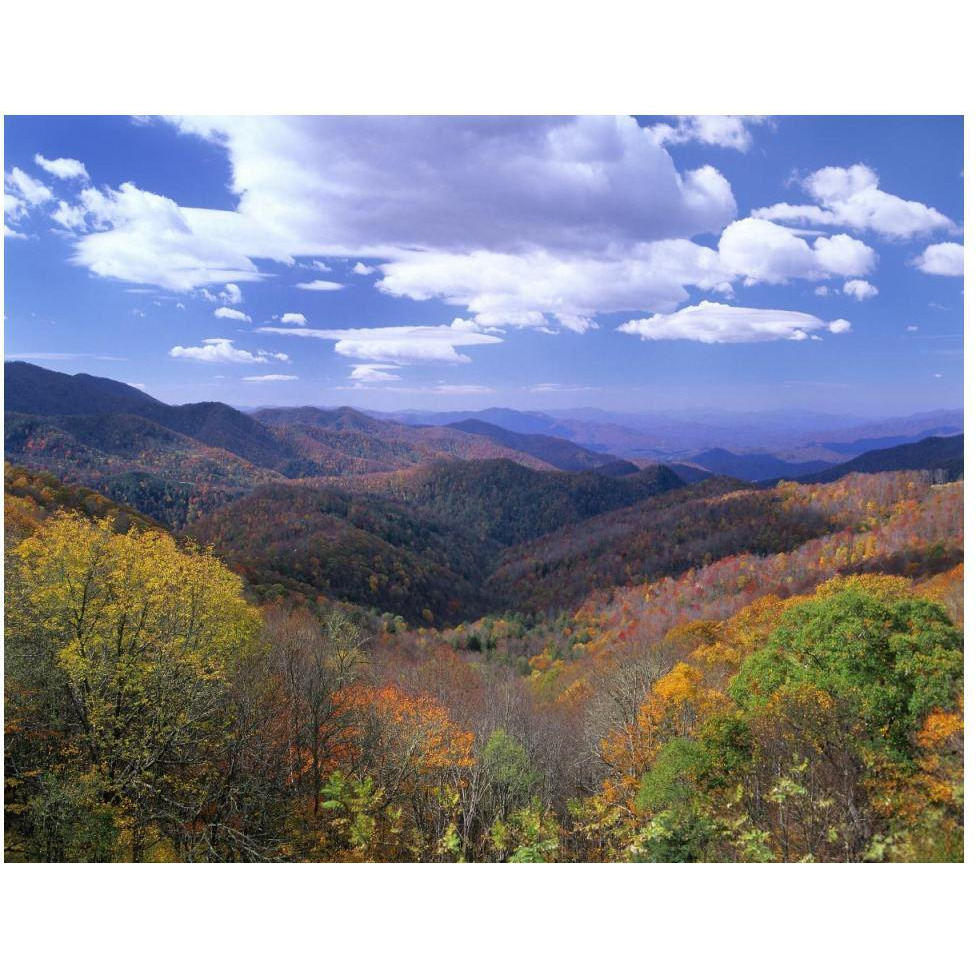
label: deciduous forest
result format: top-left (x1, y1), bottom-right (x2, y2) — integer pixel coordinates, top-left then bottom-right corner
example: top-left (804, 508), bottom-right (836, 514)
top-left (4, 454), bottom-right (963, 862)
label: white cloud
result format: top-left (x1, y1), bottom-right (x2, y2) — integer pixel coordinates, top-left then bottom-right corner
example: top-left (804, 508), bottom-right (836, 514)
top-left (169, 337), bottom-right (279, 364)
top-left (214, 306), bottom-right (252, 322)
top-left (650, 116), bottom-right (769, 152)
top-left (5, 167), bottom-right (53, 230)
top-left (376, 221), bottom-right (877, 328)
top-left (33, 117), bottom-right (740, 329)
top-left (300, 260), bottom-right (332, 271)
top-left (279, 312), bottom-right (307, 326)
top-left (34, 154), bottom-right (89, 181)
top-left (351, 261), bottom-right (375, 275)
top-left (753, 164), bottom-right (957, 239)
top-left (716, 218), bottom-right (876, 284)
top-left (349, 364), bottom-right (402, 383)
top-left (258, 318), bottom-right (503, 364)
top-left (814, 285), bottom-right (832, 297)
top-left (67, 182), bottom-right (267, 290)
top-left (57, 115), bottom-right (740, 298)
top-left (907, 325), bottom-right (919, 332)
top-left (296, 279), bottom-right (344, 291)
top-left (912, 242), bottom-right (963, 276)
top-left (618, 301), bottom-right (852, 344)
top-left (377, 241), bottom-right (731, 330)
top-left (5, 167), bottom-right (53, 206)
top-left (169, 115), bottom-right (736, 254)
top-left (219, 282), bottom-right (243, 304)
top-left (243, 374), bottom-right (298, 382)
top-left (842, 279), bottom-right (879, 301)
top-left (50, 200), bottom-right (88, 231)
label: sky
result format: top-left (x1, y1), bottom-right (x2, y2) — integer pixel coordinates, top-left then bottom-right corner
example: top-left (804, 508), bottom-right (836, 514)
top-left (3, 115), bottom-right (964, 416)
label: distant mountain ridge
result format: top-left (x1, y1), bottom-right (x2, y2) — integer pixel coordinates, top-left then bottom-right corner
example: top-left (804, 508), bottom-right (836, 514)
top-left (687, 448), bottom-right (834, 482)
top-left (797, 434), bottom-right (964, 484)
top-left (444, 418), bottom-right (622, 471)
top-left (4, 363), bottom-right (560, 523)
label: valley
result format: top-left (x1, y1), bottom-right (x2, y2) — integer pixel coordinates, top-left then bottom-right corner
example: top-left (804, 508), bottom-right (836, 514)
top-left (4, 361), bottom-right (965, 864)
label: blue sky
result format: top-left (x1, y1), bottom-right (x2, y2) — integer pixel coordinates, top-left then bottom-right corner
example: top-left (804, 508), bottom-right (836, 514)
top-left (4, 115), bottom-right (963, 415)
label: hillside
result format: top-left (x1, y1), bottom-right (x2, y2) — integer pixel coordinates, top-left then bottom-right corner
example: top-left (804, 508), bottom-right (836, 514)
top-left (257, 405), bottom-right (553, 473)
top-left (189, 482), bottom-right (496, 624)
top-left (331, 458), bottom-right (685, 547)
top-left (4, 411), bottom-right (283, 527)
top-left (4, 365), bottom-right (556, 525)
top-left (445, 418), bottom-right (621, 471)
top-left (799, 434), bottom-right (963, 484)
top-left (687, 447), bottom-right (834, 482)
top-left (4, 462), bottom-right (166, 545)
top-left (4, 361), bottom-right (161, 415)
top-left (486, 472), bottom-right (926, 611)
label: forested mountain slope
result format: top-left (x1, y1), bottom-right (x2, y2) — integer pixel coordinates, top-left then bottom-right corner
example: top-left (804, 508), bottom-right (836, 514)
top-left (687, 447), bottom-right (834, 482)
top-left (256, 405), bottom-right (554, 473)
top-left (189, 482), bottom-right (500, 623)
top-left (328, 458), bottom-right (685, 547)
top-left (445, 418), bottom-right (621, 471)
top-left (798, 434), bottom-right (963, 484)
top-left (4, 462), bottom-right (165, 544)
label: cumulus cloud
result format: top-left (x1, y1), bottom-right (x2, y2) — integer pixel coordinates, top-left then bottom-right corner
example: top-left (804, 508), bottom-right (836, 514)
top-left (351, 261), bottom-right (375, 275)
top-left (279, 312), bottom-right (307, 326)
top-left (50, 114), bottom-right (733, 297)
top-left (34, 154), bottom-right (89, 181)
top-left (618, 301), bottom-right (851, 344)
top-left (214, 306), bottom-right (251, 322)
top-left (912, 242), bottom-right (963, 276)
top-left (257, 318), bottom-right (503, 364)
top-left (296, 279), bottom-right (345, 291)
top-left (753, 164), bottom-right (957, 239)
top-left (842, 279), bottom-right (879, 301)
top-left (50, 200), bottom-right (88, 231)
top-left (219, 282), bottom-right (243, 304)
top-left (243, 374), bottom-right (298, 382)
top-left (169, 115), bottom-right (737, 254)
top-left (717, 218), bottom-right (876, 284)
top-left (376, 220), bottom-right (877, 328)
top-left (169, 337), bottom-right (279, 364)
top-left (66, 182), bottom-right (268, 290)
top-left (377, 241), bottom-right (731, 330)
top-left (650, 116), bottom-right (769, 152)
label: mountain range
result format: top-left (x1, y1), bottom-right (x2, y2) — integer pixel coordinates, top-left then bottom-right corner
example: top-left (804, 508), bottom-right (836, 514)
top-left (3, 361), bottom-right (964, 623)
